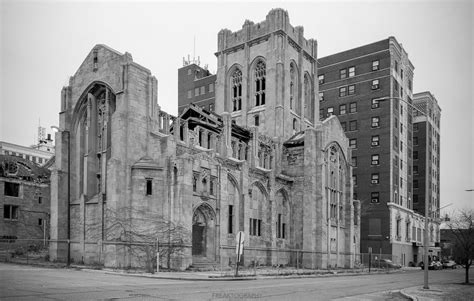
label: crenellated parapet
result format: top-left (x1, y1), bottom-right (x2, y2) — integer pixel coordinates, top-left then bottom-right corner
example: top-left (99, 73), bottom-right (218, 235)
top-left (217, 8), bottom-right (317, 61)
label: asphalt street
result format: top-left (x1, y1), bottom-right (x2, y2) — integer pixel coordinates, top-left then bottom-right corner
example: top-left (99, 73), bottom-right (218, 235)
top-left (0, 263), bottom-right (466, 300)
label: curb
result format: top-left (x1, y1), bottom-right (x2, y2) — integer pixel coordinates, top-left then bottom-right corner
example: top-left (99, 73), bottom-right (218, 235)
top-left (103, 271), bottom-right (257, 281)
top-left (80, 268), bottom-right (257, 281)
top-left (399, 288), bottom-right (417, 301)
top-left (3, 262), bottom-right (411, 282)
top-left (78, 266), bottom-right (408, 282)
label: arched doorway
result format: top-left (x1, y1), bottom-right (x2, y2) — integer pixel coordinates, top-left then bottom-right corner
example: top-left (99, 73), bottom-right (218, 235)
top-left (192, 203), bottom-right (216, 261)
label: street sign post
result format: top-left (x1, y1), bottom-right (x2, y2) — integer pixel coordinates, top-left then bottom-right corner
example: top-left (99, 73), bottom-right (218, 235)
top-left (235, 231), bottom-right (245, 277)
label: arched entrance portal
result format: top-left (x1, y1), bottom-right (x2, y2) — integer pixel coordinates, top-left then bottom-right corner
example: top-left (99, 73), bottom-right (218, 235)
top-left (192, 203), bottom-right (216, 261)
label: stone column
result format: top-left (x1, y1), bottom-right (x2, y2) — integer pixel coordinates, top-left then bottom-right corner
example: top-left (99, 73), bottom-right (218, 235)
top-left (173, 117), bottom-right (180, 141)
top-left (49, 130), bottom-right (69, 262)
top-left (301, 128), bottom-right (318, 268)
top-left (221, 113), bottom-right (232, 157)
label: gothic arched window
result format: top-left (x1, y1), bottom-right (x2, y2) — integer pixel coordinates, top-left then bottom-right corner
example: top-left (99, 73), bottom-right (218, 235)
top-left (231, 69), bottom-right (242, 112)
top-left (304, 74), bottom-right (313, 122)
top-left (254, 61), bottom-right (266, 106)
top-left (325, 145), bottom-right (346, 225)
top-left (290, 64), bottom-right (295, 110)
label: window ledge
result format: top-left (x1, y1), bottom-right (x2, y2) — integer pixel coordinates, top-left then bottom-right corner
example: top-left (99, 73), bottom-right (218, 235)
top-left (231, 111), bottom-right (242, 118)
top-left (248, 106), bottom-right (266, 114)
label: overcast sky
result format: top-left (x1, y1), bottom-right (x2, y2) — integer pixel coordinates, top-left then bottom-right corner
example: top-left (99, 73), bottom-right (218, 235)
top-left (1, 0), bottom-right (472, 212)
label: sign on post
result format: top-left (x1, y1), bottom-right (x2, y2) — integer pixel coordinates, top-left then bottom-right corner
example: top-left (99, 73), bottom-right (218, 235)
top-left (235, 231), bottom-right (245, 277)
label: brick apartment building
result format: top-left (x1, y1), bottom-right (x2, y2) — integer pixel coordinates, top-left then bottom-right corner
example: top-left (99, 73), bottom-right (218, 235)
top-left (412, 92), bottom-right (441, 220)
top-left (178, 61), bottom-right (216, 114)
top-left (318, 37), bottom-right (440, 265)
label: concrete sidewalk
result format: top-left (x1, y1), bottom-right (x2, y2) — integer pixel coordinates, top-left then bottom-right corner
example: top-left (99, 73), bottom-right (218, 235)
top-left (400, 283), bottom-right (474, 300)
top-left (2, 260), bottom-right (419, 281)
top-left (79, 266), bottom-right (417, 281)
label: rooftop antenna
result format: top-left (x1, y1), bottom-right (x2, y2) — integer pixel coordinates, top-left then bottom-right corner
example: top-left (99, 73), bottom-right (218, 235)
top-left (193, 36), bottom-right (196, 64)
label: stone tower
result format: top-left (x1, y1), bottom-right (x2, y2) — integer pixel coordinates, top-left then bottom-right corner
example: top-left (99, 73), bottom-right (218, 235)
top-left (215, 8), bottom-right (319, 140)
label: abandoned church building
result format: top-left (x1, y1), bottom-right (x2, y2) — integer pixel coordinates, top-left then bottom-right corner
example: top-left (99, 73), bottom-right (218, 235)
top-left (49, 9), bottom-right (360, 270)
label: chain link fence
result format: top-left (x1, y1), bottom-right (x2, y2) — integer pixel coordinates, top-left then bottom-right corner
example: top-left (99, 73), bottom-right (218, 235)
top-left (0, 237), bottom-right (49, 264)
top-left (0, 239), bottom-right (403, 275)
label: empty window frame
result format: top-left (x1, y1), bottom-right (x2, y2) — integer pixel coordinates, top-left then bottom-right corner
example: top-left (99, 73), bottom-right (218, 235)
top-left (4, 182), bottom-right (19, 197)
top-left (146, 178), bottom-right (153, 195)
top-left (210, 178), bottom-right (215, 195)
top-left (254, 114), bottom-right (260, 126)
top-left (277, 214), bottom-right (286, 239)
top-left (228, 205), bottom-right (234, 234)
top-left (249, 218), bottom-right (262, 236)
top-left (3, 205), bottom-right (18, 220)
top-left (193, 174), bottom-right (198, 192)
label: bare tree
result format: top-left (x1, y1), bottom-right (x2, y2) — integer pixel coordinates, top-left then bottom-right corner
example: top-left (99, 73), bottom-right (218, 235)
top-left (445, 209), bottom-right (474, 284)
top-left (86, 206), bottom-right (190, 272)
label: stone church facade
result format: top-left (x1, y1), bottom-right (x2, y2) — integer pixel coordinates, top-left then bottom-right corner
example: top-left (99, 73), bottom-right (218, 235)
top-left (50, 9), bottom-right (360, 270)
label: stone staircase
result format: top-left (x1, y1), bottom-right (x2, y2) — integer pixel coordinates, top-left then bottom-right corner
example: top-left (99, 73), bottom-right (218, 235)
top-left (188, 257), bottom-right (219, 271)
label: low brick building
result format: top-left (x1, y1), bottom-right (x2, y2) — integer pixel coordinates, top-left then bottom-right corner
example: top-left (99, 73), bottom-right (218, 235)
top-left (0, 155), bottom-right (51, 242)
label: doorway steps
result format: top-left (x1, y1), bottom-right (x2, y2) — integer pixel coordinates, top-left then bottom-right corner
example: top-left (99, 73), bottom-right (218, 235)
top-left (188, 257), bottom-right (220, 271)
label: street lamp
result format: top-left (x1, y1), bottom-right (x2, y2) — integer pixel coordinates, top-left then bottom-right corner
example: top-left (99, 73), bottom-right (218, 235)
top-left (374, 96), bottom-right (431, 289)
top-left (51, 126), bottom-right (71, 267)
